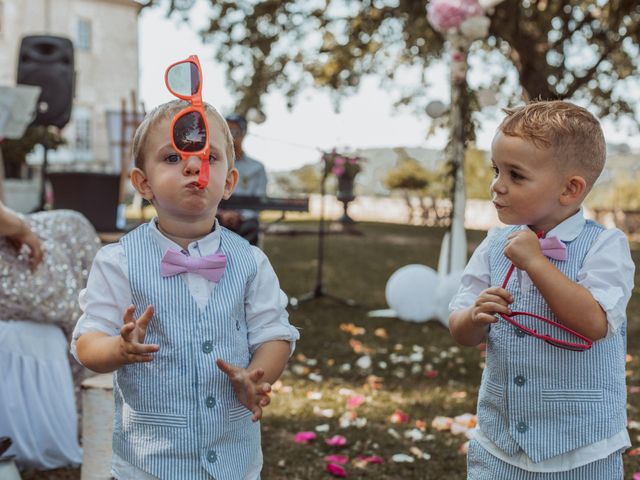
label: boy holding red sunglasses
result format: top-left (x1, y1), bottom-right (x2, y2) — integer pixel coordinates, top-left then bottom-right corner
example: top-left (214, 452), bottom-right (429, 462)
top-left (448, 101), bottom-right (634, 479)
top-left (71, 96), bottom-right (299, 480)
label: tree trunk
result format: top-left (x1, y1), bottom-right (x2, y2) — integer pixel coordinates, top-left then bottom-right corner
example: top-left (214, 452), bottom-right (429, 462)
top-left (403, 190), bottom-right (414, 224)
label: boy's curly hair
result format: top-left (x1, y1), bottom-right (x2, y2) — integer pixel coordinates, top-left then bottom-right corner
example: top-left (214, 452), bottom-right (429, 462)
top-left (132, 99), bottom-right (235, 171)
top-left (499, 100), bottom-right (605, 188)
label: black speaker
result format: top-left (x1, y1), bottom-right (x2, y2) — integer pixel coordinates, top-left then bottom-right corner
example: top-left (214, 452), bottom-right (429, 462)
top-left (17, 35), bottom-right (74, 129)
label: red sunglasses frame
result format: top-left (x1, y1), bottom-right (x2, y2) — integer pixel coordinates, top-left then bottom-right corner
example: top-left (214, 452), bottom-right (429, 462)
top-left (164, 54), bottom-right (210, 188)
top-left (498, 232), bottom-right (593, 351)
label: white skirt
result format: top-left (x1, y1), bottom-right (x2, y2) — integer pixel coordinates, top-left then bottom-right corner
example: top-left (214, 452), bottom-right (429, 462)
top-left (0, 320), bottom-right (82, 470)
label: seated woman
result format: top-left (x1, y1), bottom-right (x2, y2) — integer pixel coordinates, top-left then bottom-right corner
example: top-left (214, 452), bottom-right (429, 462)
top-left (0, 203), bottom-right (100, 470)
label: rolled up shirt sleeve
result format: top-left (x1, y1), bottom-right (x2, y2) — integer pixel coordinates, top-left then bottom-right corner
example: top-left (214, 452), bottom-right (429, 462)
top-left (577, 228), bottom-right (635, 337)
top-left (448, 231), bottom-right (495, 313)
top-left (70, 244), bottom-right (131, 363)
top-left (246, 247), bottom-right (300, 356)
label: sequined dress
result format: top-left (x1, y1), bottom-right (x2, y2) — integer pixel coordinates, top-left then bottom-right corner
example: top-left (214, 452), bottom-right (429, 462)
top-left (0, 209), bottom-right (100, 469)
top-left (0, 209), bottom-right (100, 333)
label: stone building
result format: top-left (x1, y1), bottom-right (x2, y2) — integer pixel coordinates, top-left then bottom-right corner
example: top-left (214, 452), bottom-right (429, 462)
top-left (0, 0), bottom-right (142, 171)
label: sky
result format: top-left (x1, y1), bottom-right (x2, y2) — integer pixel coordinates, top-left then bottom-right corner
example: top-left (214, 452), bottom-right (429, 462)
top-left (139, 1), bottom-right (640, 173)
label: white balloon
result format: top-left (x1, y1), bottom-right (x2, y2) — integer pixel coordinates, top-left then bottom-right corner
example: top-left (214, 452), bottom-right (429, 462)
top-left (385, 264), bottom-right (439, 322)
top-left (426, 100), bottom-right (448, 119)
top-left (433, 270), bottom-right (464, 327)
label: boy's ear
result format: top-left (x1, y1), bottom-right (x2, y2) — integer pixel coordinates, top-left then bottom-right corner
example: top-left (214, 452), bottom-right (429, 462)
top-left (560, 175), bottom-right (587, 206)
top-left (223, 167), bottom-right (239, 200)
top-left (131, 167), bottom-right (154, 201)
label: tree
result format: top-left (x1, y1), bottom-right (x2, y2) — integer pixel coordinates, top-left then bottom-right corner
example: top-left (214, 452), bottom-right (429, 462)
top-left (463, 147), bottom-right (493, 200)
top-left (384, 150), bottom-right (451, 225)
top-left (149, 0), bottom-right (640, 122)
top-left (274, 163), bottom-right (322, 195)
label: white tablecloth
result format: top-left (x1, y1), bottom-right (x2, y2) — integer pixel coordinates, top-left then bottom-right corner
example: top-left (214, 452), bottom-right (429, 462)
top-left (0, 320), bottom-right (82, 470)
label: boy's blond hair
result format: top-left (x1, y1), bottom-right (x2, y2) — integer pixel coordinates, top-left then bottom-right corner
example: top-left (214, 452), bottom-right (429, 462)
top-left (132, 99), bottom-right (235, 171)
top-left (499, 100), bottom-right (605, 188)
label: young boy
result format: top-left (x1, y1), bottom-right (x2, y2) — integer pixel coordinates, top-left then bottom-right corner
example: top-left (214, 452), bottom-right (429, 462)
top-left (449, 101), bottom-right (634, 479)
top-left (72, 100), bottom-right (299, 480)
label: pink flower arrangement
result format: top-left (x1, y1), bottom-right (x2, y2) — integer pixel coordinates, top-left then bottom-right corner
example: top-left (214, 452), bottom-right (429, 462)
top-left (322, 150), bottom-right (363, 179)
top-left (427, 0), bottom-right (483, 33)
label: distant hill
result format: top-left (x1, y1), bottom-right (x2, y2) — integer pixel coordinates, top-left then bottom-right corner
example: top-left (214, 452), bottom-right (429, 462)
top-left (267, 144), bottom-right (639, 197)
top-left (268, 147), bottom-right (446, 197)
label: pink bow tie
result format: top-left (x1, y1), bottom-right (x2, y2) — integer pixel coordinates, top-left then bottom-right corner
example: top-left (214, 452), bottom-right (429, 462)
top-left (539, 236), bottom-right (567, 261)
top-left (160, 248), bottom-right (227, 282)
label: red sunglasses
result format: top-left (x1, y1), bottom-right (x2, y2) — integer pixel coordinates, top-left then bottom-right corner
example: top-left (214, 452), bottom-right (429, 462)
top-left (164, 54), bottom-right (210, 188)
top-left (498, 232), bottom-right (592, 351)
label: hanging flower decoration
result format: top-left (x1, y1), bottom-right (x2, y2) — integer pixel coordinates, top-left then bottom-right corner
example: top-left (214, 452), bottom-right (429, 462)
top-left (321, 150), bottom-right (363, 179)
top-left (426, 0), bottom-right (483, 34)
top-left (426, 0), bottom-right (503, 83)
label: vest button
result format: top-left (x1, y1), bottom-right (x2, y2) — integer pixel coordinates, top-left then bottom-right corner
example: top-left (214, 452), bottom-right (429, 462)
top-left (206, 396), bottom-right (216, 408)
top-left (515, 328), bottom-right (526, 338)
top-left (206, 450), bottom-right (217, 463)
top-left (514, 375), bottom-right (526, 386)
top-left (516, 421), bottom-right (528, 433)
top-left (202, 341), bottom-right (213, 353)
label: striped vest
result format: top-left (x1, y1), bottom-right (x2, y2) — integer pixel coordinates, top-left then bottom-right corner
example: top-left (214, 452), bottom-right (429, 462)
top-left (114, 224), bottom-right (261, 479)
top-left (478, 221), bottom-right (627, 463)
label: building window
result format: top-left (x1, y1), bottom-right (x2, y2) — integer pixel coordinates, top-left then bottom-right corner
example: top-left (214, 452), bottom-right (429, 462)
top-left (75, 114), bottom-right (92, 153)
top-left (77, 19), bottom-right (91, 50)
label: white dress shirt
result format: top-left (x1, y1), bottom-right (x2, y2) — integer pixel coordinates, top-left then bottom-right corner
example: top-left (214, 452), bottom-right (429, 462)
top-left (449, 210), bottom-right (634, 471)
top-left (71, 218), bottom-right (299, 480)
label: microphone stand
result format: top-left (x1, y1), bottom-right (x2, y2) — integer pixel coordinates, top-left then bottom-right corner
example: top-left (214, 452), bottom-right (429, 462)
top-left (289, 172), bottom-right (359, 308)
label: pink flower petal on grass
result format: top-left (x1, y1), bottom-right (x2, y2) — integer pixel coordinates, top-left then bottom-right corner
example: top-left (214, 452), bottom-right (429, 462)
top-left (326, 462), bottom-right (348, 477)
top-left (356, 455), bottom-right (384, 464)
top-left (633, 473), bottom-right (640, 480)
top-left (347, 394), bottom-right (365, 410)
top-left (326, 435), bottom-right (348, 446)
top-left (293, 431), bottom-right (316, 444)
top-left (324, 455), bottom-right (349, 464)
top-left (390, 409), bottom-right (409, 424)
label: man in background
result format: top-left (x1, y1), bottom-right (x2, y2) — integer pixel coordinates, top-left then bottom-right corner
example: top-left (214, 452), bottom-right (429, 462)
top-left (217, 113), bottom-right (267, 246)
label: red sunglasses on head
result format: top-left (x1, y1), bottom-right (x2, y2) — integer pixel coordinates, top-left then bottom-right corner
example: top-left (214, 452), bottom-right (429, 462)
top-left (164, 54), bottom-right (210, 188)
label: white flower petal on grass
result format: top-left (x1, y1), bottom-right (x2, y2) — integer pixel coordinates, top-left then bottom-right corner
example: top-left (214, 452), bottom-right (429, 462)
top-left (391, 453), bottom-right (415, 463)
top-left (355, 355), bottom-right (372, 369)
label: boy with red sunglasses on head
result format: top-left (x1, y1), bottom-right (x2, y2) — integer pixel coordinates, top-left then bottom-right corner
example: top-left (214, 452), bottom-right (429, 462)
top-left (448, 100), bottom-right (634, 479)
top-left (71, 99), bottom-right (299, 480)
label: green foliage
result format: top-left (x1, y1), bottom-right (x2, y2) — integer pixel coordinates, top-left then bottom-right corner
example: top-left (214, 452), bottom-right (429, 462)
top-left (276, 163), bottom-right (322, 195)
top-left (151, 0), bottom-right (640, 122)
top-left (384, 158), bottom-right (431, 192)
top-left (588, 173), bottom-right (640, 210)
top-left (0, 126), bottom-right (66, 175)
top-left (463, 147), bottom-right (493, 200)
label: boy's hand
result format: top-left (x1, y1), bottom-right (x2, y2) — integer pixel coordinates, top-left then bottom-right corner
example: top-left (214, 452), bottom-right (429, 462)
top-left (119, 305), bottom-right (159, 364)
top-left (504, 230), bottom-right (544, 271)
top-left (216, 359), bottom-right (272, 422)
top-left (471, 287), bottom-right (512, 327)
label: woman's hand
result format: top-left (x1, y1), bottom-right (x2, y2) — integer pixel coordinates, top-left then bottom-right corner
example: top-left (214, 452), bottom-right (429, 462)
top-left (7, 220), bottom-right (43, 270)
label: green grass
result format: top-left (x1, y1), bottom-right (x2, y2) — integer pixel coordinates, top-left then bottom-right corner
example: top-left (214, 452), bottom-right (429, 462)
top-left (28, 221), bottom-right (640, 479)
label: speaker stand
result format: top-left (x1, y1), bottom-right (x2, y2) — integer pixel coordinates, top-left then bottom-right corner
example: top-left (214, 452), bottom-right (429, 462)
top-left (289, 174), bottom-right (360, 309)
top-left (35, 131), bottom-right (51, 212)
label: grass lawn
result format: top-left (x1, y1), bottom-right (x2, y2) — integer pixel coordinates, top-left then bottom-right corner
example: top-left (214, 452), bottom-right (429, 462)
top-left (26, 221), bottom-right (640, 479)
